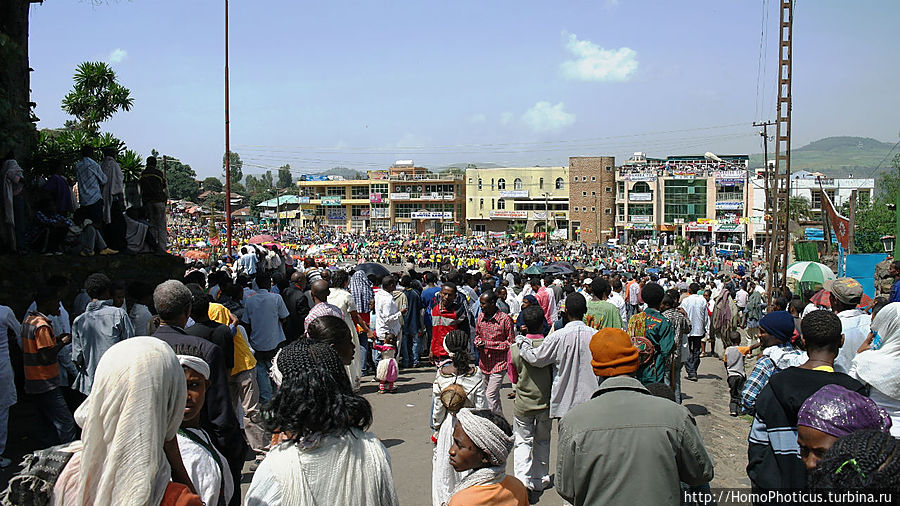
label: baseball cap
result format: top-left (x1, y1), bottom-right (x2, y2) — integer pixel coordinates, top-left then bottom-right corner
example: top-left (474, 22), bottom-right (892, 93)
top-left (583, 278), bottom-right (593, 285)
top-left (824, 277), bottom-right (863, 305)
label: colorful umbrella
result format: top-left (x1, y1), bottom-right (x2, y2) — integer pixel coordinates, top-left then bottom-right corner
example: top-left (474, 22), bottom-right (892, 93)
top-left (249, 234), bottom-right (276, 244)
top-left (184, 250), bottom-right (209, 260)
top-left (785, 261), bottom-right (836, 287)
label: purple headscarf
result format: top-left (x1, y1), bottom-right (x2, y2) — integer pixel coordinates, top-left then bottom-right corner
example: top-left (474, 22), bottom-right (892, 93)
top-left (797, 384), bottom-right (892, 438)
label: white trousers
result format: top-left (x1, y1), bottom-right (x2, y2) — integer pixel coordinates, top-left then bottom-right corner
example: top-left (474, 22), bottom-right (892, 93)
top-left (513, 411), bottom-right (552, 491)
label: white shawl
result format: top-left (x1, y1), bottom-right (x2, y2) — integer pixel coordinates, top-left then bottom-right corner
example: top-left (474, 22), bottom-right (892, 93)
top-left (245, 428), bottom-right (399, 506)
top-left (57, 336), bottom-right (187, 506)
top-left (855, 302), bottom-right (900, 399)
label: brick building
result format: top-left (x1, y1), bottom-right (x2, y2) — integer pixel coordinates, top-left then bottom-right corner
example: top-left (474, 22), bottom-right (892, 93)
top-left (569, 156), bottom-right (616, 243)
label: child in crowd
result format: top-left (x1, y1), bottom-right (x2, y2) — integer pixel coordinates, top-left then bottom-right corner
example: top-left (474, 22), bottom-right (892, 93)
top-left (373, 334), bottom-right (399, 393)
top-left (177, 354), bottom-right (234, 506)
top-left (807, 430), bottom-right (900, 491)
top-left (507, 305), bottom-right (552, 503)
top-left (723, 344), bottom-right (750, 416)
top-left (431, 330), bottom-right (488, 506)
top-left (446, 408), bottom-right (528, 506)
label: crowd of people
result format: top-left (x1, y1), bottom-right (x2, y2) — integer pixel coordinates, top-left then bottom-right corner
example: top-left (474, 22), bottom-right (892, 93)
top-left (0, 190), bottom-right (899, 503)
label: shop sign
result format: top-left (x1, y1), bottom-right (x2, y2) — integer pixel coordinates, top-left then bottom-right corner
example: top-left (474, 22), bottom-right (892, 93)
top-left (388, 192), bottom-right (410, 200)
top-left (321, 195), bottom-right (342, 206)
top-left (685, 223), bottom-right (712, 232)
top-left (715, 201), bottom-right (744, 210)
top-left (630, 224), bottom-right (654, 230)
top-left (499, 190), bottom-right (529, 198)
top-left (672, 170), bottom-right (697, 180)
top-left (624, 173), bottom-right (657, 182)
top-left (630, 215), bottom-right (652, 223)
top-left (327, 209), bottom-right (346, 220)
top-left (369, 193), bottom-right (382, 203)
top-left (301, 209), bottom-right (317, 217)
top-left (297, 196), bottom-right (310, 204)
top-left (304, 175), bottom-right (328, 181)
top-left (715, 171), bottom-right (745, 186)
top-left (412, 211), bottom-right (453, 219)
top-left (372, 208), bottom-right (390, 219)
top-left (531, 211), bottom-right (547, 220)
top-left (714, 224), bottom-right (742, 232)
top-left (630, 192), bottom-right (653, 201)
top-left (490, 210), bottom-right (528, 219)
top-left (551, 229), bottom-right (568, 239)
top-left (552, 211), bottom-right (567, 218)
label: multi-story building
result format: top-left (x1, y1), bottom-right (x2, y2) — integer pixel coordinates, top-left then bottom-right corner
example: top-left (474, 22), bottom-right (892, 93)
top-left (614, 153), bottom-right (753, 245)
top-left (293, 161), bottom-right (465, 233)
top-left (465, 166), bottom-right (569, 236)
top-left (569, 156), bottom-right (616, 243)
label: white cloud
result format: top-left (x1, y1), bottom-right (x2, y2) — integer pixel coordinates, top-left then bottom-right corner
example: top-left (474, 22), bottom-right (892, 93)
top-left (469, 113), bottom-right (487, 124)
top-left (108, 48), bottom-right (128, 64)
top-left (560, 33), bottom-right (637, 82)
top-left (500, 112), bottom-right (514, 126)
top-left (521, 101), bottom-right (575, 132)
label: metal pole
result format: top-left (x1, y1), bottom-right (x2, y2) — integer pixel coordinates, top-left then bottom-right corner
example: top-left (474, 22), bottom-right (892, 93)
top-left (544, 192), bottom-right (549, 245)
top-left (224, 0), bottom-right (233, 257)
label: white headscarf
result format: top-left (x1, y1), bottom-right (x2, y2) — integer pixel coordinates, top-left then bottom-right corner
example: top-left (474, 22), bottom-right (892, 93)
top-left (72, 336), bottom-right (187, 506)
top-left (856, 302), bottom-right (900, 399)
top-left (178, 354), bottom-right (210, 380)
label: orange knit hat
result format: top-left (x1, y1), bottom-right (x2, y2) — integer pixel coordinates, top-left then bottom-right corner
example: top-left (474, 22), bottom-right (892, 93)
top-left (590, 328), bottom-right (640, 377)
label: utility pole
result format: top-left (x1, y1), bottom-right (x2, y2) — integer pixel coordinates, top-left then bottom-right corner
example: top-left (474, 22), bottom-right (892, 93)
top-left (767, 0), bottom-right (794, 304)
top-left (542, 192), bottom-right (550, 245)
top-left (223, 0), bottom-right (233, 257)
top-left (848, 189), bottom-right (857, 255)
top-left (754, 120), bottom-right (776, 263)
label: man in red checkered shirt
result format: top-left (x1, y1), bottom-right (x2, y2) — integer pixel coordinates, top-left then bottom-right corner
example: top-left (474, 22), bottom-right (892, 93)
top-left (474, 289), bottom-right (515, 416)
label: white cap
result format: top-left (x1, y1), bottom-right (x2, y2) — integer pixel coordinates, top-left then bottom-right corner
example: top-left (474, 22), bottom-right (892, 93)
top-left (583, 278), bottom-right (593, 285)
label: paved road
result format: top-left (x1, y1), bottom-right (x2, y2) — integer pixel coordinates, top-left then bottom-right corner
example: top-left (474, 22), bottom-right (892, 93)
top-left (239, 353), bottom-right (751, 504)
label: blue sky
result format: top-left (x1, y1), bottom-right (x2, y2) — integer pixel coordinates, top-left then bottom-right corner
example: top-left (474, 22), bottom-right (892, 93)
top-left (28, 0), bottom-right (900, 178)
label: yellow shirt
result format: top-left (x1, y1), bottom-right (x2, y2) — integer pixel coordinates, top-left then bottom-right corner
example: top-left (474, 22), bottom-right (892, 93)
top-left (208, 302), bottom-right (257, 375)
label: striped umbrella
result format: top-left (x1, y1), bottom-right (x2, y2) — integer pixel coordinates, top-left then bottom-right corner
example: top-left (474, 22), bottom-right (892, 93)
top-left (785, 261), bottom-right (836, 288)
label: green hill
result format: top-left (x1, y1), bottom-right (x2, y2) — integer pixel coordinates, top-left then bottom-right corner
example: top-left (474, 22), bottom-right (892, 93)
top-left (750, 136), bottom-right (897, 178)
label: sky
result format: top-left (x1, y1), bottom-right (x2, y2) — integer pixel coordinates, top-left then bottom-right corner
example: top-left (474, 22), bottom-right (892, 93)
top-left (28, 0), bottom-right (900, 179)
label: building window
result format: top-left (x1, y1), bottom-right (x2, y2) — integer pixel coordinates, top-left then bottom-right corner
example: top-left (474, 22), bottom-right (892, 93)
top-left (591, 207), bottom-right (596, 212)
top-left (514, 178), bottom-right (523, 190)
top-left (617, 181), bottom-right (625, 194)
top-left (555, 178), bottom-right (564, 190)
top-left (498, 178), bottom-right (506, 190)
top-left (605, 208), bottom-right (612, 214)
top-left (478, 178), bottom-right (483, 190)
top-left (582, 191), bottom-right (587, 197)
top-left (591, 191), bottom-right (596, 196)
top-left (605, 187), bottom-right (612, 193)
top-left (606, 166), bottom-right (612, 172)
top-left (858, 189), bottom-right (870, 203)
top-left (479, 199), bottom-right (484, 210)
top-left (591, 176), bottom-right (596, 181)
top-left (539, 178), bottom-right (544, 190)
top-left (351, 185), bottom-right (368, 199)
top-left (663, 179), bottom-right (707, 223)
top-left (491, 178), bottom-right (495, 190)
top-left (582, 176), bottom-right (588, 182)
top-left (468, 178), bottom-right (473, 184)
top-left (498, 199), bottom-right (505, 210)
top-left (825, 189), bottom-right (836, 206)
top-left (491, 199), bottom-right (495, 210)
top-left (810, 191), bottom-right (822, 210)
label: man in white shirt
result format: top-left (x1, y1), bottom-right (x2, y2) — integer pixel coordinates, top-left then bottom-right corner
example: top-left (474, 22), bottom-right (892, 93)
top-left (515, 293), bottom-right (597, 419)
top-left (735, 284), bottom-right (749, 327)
top-left (826, 278), bottom-right (870, 374)
top-left (374, 276), bottom-right (403, 342)
top-left (679, 283), bottom-right (708, 382)
top-left (243, 273), bottom-right (289, 403)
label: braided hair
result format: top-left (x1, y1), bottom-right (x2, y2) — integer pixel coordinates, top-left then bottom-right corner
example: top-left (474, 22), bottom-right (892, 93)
top-left (444, 330), bottom-right (473, 374)
top-left (265, 340), bottom-right (372, 439)
top-left (808, 430), bottom-right (900, 490)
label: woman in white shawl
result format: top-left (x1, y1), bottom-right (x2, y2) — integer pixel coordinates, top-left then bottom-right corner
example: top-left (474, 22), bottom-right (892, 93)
top-left (246, 340), bottom-right (398, 505)
top-left (850, 302), bottom-right (900, 437)
top-left (431, 330), bottom-right (488, 506)
top-left (52, 337), bottom-right (201, 505)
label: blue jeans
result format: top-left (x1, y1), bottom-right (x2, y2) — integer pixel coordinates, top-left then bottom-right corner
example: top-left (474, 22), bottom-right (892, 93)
top-left (33, 387), bottom-right (77, 446)
top-left (401, 330), bottom-right (422, 367)
top-left (255, 357), bottom-right (274, 404)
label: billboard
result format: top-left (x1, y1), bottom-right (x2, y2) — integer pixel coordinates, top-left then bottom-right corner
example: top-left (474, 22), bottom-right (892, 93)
top-left (624, 173), bottom-right (657, 182)
top-left (490, 210), bottom-right (528, 219)
top-left (389, 192), bottom-right (410, 200)
top-left (372, 208), bottom-right (390, 219)
top-left (321, 196), bottom-right (342, 206)
top-left (369, 193), bottom-right (382, 203)
top-left (297, 196), bottom-right (310, 204)
top-left (715, 201), bottom-right (744, 210)
top-left (630, 192), bottom-right (652, 201)
top-left (499, 190), bottom-right (529, 198)
top-left (327, 208), bottom-right (346, 220)
top-left (304, 175), bottom-right (329, 181)
top-left (630, 215), bottom-right (652, 223)
top-left (412, 211), bottom-right (453, 219)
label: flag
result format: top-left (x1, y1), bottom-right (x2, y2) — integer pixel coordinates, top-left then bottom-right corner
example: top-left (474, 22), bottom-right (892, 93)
top-left (821, 190), bottom-right (850, 249)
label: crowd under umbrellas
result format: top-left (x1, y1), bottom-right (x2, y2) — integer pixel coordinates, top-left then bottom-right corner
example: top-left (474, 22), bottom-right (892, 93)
top-left (0, 221), bottom-right (899, 505)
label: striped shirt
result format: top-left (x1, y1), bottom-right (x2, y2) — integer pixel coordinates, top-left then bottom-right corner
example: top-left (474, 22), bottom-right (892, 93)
top-left (474, 310), bottom-right (514, 375)
top-left (21, 312), bottom-right (60, 394)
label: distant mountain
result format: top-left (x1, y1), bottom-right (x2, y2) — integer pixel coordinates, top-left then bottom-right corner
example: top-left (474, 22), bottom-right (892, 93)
top-left (750, 136), bottom-right (897, 178)
top-left (433, 162), bottom-right (519, 173)
top-left (316, 166), bottom-right (366, 179)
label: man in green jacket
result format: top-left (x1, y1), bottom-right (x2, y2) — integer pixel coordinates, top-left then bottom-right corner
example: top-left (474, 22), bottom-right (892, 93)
top-left (557, 327), bottom-right (714, 506)
top-left (635, 282), bottom-right (675, 385)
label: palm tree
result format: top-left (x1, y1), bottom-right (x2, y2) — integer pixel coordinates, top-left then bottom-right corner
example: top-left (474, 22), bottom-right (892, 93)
top-left (510, 223), bottom-right (527, 238)
top-left (61, 61), bottom-right (134, 133)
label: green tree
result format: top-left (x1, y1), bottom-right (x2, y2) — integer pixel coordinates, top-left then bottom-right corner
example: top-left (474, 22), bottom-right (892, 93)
top-left (61, 62), bottom-right (133, 133)
top-left (202, 177), bottom-right (223, 192)
top-left (840, 167), bottom-right (900, 253)
top-left (222, 151), bottom-right (243, 183)
top-left (787, 196), bottom-right (811, 223)
top-left (278, 164), bottom-right (292, 188)
top-left (157, 156), bottom-right (199, 201)
top-left (203, 193), bottom-right (225, 212)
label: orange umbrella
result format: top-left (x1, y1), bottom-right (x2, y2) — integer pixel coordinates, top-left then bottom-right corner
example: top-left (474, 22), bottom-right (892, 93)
top-left (184, 250), bottom-right (209, 260)
top-left (809, 288), bottom-right (874, 311)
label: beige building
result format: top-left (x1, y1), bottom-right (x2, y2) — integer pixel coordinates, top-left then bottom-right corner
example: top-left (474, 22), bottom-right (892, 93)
top-left (465, 166), bottom-right (569, 236)
top-left (294, 163), bottom-right (465, 233)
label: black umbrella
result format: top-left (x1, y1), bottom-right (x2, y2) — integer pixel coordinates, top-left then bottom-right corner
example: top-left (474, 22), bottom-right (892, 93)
top-left (354, 262), bottom-right (391, 278)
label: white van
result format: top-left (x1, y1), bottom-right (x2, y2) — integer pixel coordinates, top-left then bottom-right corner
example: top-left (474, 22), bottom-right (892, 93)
top-left (716, 242), bottom-right (743, 259)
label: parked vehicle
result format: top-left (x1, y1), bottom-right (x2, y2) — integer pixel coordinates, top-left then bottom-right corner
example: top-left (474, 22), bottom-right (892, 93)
top-left (716, 242), bottom-right (743, 259)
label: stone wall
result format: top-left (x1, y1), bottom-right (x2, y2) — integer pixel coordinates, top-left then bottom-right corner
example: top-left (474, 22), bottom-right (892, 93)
top-left (0, 253), bottom-right (186, 317)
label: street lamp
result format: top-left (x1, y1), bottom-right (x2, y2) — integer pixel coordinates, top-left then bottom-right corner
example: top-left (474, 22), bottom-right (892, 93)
top-left (881, 235), bottom-right (895, 254)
